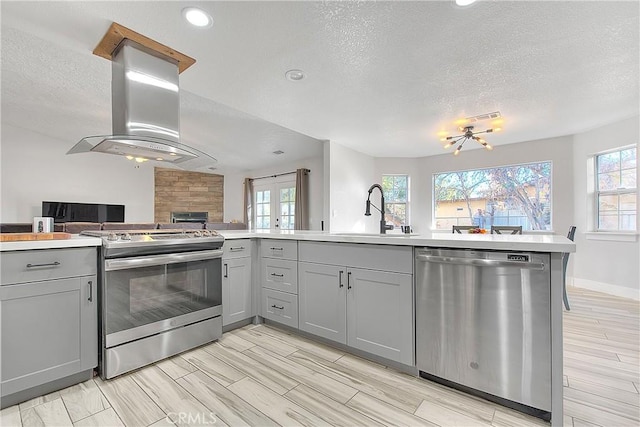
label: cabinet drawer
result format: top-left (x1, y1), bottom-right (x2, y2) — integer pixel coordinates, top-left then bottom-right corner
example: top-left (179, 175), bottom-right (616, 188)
top-left (1, 247), bottom-right (97, 285)
top-left (260, 239), bottom-right (297, 260)
top-left (223, 239), bottom-right (252, 259)
top-left (262, 288), bottom-right (298, 329)
top-left (262, 258), bottom-right (298, 294)
top-left (299, 242), bottom-right (412, 274)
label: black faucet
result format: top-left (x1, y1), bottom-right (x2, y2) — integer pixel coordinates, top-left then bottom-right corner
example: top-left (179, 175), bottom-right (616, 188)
top-left (364, 184), bottom-right (394, 234)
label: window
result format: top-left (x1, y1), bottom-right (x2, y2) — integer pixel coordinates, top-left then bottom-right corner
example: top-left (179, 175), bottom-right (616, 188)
top-left (255, 189), bottom-right (271, 230)
top-left (382, 175), bottom-right (409, 227)
top-left (595, 146), bottom-right (636, 231)
top-left (433, 162), bottom-right (552, 231)
top-left (279, 187), bottom-right (296, 230)
top-left (253, 180), bottom-right (296, 230)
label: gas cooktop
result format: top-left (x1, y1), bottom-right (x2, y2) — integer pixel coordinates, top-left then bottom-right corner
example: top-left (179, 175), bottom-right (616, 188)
top-left (81, 229), bottom-right (224, 251)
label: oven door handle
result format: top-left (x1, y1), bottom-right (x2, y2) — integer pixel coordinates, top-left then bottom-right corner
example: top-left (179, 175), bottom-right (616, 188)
top-left (105, 249), bottom-right (224, 271)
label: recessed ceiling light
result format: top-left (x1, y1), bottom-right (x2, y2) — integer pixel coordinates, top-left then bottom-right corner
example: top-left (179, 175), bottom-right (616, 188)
top-left (285, 69), bottom-right (305, 81)
top-left (182, 7), bottom-right (213, 28)
top-left (455, 0), bottom-right (477, 6)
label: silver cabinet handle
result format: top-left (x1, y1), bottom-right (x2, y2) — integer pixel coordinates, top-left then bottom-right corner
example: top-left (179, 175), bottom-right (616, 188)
top-left (26, 261), bottom-right (60, 268)
top-left (88, 280), bottom-right (93, 302)
top-left (270, 273), bottom-right (284, 277)
top-left (339, 270), bottom-right (344, 288)
top-left (270, 247), bottom-right (284, 251)
top-left (230, 247), bottom-right (245, 252)
top-left (347, 271), bottom-right (352, 290)
top-left (271, 304), bottom-right (284, 310)
top-left (224, 263), bottom-right (228, 278)
top-left (416, 254), bottom-right (545, 270)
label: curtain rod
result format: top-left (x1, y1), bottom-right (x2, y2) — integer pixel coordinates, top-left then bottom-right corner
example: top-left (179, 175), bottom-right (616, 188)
top-left (250, 169), bottom-right (310, 181)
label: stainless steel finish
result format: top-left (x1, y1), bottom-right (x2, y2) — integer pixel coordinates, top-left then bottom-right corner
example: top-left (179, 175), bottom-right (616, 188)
top-left (92, 227), bottom-right (224, 379)
top-left (69, 40), bottom-right (216, 169)
top-left (105, 305), bottom-right (222, 348)
top-left (415, 254), bottom-right (546, 270)
top-left (26, 262), bottom-right (60, 268)
top-left (416, 248), bottom-right (552, 414)
top-left (104, 316), bottom-right (222, 379)
top-left (104, 249), bottom-right (223, 271)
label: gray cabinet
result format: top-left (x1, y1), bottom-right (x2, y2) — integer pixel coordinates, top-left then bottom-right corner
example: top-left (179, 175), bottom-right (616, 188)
top-left (298, 242), bottom-right (414, 365)
top-left (222, 256), bottom-right (252, 326)
top-left (298, 262), bottom-right (346, 343)
top-left (346, 267), bottom-right (413, 365)
top-left (260, 239), bottom-right (298, 328)
top-left (0, 247), bottom-right (98, 408)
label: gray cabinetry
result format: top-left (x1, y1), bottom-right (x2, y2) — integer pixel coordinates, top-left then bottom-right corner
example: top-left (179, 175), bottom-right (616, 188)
top-left (260, 239), bottom-right (298, 328)
top-left (298, 262), bottom-right (346, 342)
top-left (298, 241), bottom-right (413, 365)
top-left (222, 239), bottom-right (253, 326)
top-left (0, 247), bottom-right (98, 409)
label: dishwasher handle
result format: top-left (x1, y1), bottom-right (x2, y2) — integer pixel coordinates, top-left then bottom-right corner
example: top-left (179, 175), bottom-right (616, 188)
top-left (416, 254), bottom-right (545, 270)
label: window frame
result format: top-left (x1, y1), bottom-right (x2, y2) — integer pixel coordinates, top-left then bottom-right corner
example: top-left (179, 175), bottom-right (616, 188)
top-left (594, 145), bottom-right (637, 232)
top-left (252, 177), bottom-right (296, 231)
top-left (431, 160), bottom-right (553, 232)
top-left (382, 174), bottom-right (410, 228)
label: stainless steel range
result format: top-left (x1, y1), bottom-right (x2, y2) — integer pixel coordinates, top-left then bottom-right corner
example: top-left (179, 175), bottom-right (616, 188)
top-left (82, 229), bottom-right (224, 379)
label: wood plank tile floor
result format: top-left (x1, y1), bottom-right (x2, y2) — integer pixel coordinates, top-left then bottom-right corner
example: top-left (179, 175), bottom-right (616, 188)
top-left (1, 287), bottom-right (638, 426)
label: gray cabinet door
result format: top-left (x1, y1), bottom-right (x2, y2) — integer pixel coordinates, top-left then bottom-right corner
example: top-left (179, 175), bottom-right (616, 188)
top-left (81, 276), bottom-right (98, 371)
top-left (298, 262), bottom-right (346, 344)
top-left (223, 257), bottom-right (252, 326)
top-left (346, 268), bottom-right (413, 365)
top-left (1, 275), bottom-right (97, 396)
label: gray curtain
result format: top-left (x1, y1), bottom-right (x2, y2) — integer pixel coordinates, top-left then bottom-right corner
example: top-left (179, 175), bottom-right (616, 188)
top-left (243, 177), bottom-right (253, 229)
top-left (294, 169), bottom-right (310, 230)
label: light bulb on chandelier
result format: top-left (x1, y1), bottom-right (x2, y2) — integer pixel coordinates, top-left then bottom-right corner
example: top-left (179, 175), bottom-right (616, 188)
top-left (442, 125), bottom-right (496, 155)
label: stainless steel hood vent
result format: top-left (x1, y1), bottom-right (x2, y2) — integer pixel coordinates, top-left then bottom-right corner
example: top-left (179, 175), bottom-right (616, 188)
top-left (68, 26), bottom-right (216, 169)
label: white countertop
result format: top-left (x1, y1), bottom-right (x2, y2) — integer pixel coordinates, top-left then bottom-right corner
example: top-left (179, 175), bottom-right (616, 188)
top-left (0, 231), bottom-right (575, 253)
top-left (0, 235), bottom-right (102, 252)
top-left (218, 230), bottom-right (576, 253)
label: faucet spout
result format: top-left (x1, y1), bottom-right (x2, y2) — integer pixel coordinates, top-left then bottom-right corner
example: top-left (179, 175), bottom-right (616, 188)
top-left (365, 184), bottom-right (394, 234)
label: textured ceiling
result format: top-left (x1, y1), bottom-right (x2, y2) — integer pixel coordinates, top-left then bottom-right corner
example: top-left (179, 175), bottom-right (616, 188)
top-left (1, 1), bottom-right (638, 171)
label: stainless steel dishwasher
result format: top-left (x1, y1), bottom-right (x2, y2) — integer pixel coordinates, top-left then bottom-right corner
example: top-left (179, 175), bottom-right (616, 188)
top-left (415, 248), bottom-right (551, 421)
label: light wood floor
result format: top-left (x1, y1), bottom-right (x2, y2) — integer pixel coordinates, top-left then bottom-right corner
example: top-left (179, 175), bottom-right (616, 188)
top-left (1, 287), bottom-right (638, 427)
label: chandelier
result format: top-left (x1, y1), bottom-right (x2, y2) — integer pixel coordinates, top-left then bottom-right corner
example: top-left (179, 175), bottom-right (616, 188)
top-left (442, 125), bottom-right (498, 155)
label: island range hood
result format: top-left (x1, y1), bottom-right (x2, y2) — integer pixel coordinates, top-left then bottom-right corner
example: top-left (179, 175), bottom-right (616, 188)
top-left (68, 23), bottom-right (216, 169)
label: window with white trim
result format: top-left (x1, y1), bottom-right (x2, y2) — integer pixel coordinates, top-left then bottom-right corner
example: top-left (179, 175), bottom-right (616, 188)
top-left (433, 162), bottom-right (552, 231)
top-left (382, 174), bottom-right (409, 227)
top-left (253, 179), bottom-right (296, 230)
top-left (595, 146), bottom-right (637, 231)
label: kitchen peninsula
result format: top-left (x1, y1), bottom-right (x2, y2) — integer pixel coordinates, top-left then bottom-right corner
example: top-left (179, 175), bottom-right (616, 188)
top-left (1, 230), bottom-right (574, 425)
top-left (221, 229), bottom-right (574, 426)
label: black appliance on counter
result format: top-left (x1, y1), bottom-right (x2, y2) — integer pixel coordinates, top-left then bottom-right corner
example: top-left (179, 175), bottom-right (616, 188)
top-left (43, 201), bottom-right (125, 223)
top-left (171, 211), bottom-right (208, 223)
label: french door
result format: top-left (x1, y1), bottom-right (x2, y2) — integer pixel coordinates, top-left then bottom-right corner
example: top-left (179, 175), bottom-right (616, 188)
top-left (254, 180), bottom-right (296, 230)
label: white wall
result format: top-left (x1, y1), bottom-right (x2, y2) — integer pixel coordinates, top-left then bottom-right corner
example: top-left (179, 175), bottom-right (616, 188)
top-left (375, 135), bottom-right (575, 236)
top-left (223, 155), bottom-right (325, 230)
top-left (0, 124), bottom-right (154, 223)
top-left (572, 115), bottom-right (640, 299)
top-left (328, 142), bottom-right (378, 233)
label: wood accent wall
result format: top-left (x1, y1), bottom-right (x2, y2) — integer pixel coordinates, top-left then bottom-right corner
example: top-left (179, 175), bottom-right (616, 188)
top-left (154, 167), bottom-right (224, 223)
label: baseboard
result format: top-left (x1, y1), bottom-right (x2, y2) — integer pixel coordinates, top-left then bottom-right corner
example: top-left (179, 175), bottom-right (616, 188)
top-left (569, 276), bottom-right (640, 301)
